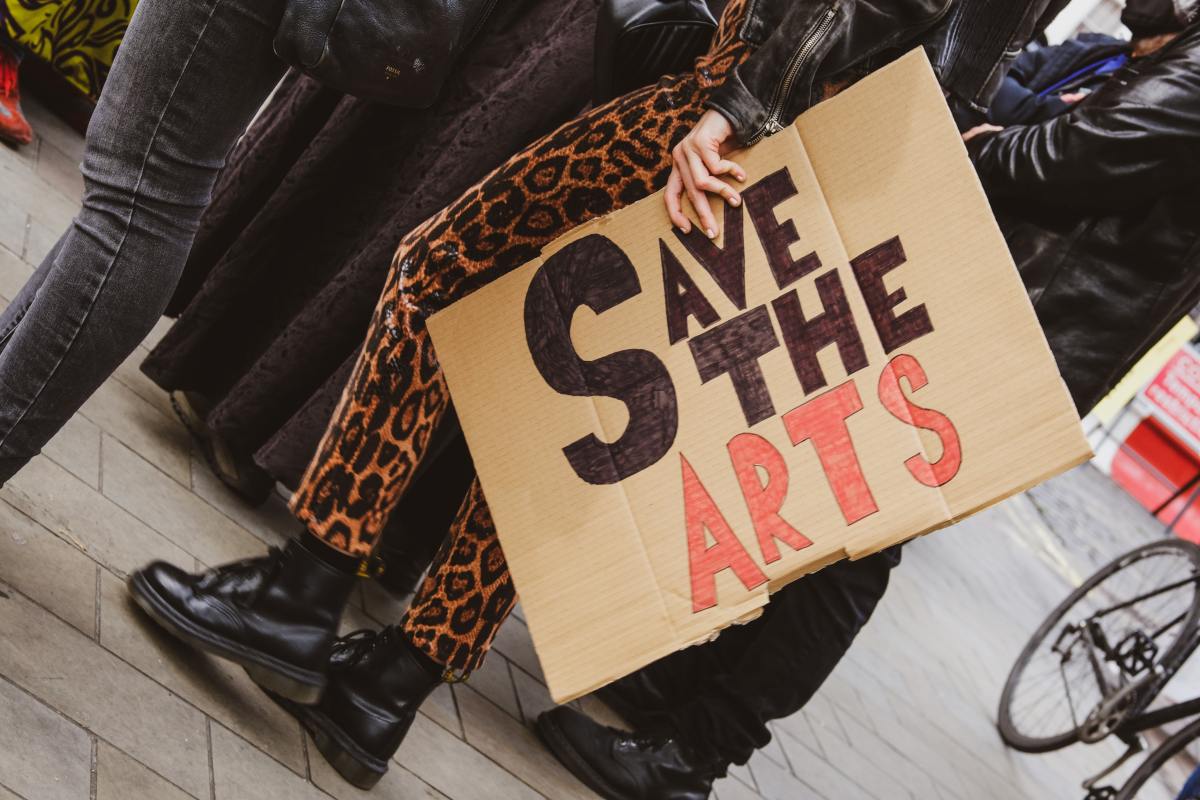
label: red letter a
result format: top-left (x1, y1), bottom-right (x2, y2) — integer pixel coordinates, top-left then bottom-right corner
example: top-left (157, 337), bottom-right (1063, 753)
top-left (728, 434), bottom-right (812, 563)
top-left (782, 381), bottom-right (879, 525)
top-left (682, 454), bottom-right (768, 612)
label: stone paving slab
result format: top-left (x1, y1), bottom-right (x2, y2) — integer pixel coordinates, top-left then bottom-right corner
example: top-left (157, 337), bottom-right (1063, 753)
top-left (1, 92), bottom-right (1197, 800)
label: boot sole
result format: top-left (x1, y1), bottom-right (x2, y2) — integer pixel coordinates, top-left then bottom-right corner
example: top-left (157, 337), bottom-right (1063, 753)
top-left (268, 692), bottom-right (388, 789)
top-left (535, 713), bottom-right (629, 800)
top-left (127, 572), bottom-right (326, 704)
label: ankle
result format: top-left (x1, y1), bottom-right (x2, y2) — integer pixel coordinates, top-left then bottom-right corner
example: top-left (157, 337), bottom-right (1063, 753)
top-left (397, 630), bottom-right (446, 682)
top-left (299, 529), bottom-right (367, 576)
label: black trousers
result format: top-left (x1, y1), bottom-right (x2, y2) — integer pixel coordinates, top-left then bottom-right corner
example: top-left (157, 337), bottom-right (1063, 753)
top-left (639, 548), bottom-right (901, 767)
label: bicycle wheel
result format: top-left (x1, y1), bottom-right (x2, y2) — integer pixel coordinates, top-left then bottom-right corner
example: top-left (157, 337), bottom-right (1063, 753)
top-left (1116, 717), bottom-right (1200, 799)
top-left (998, 538), bottom-right (1200, 753)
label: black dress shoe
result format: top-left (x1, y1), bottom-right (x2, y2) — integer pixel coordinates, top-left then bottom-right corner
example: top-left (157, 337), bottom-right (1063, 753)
top-left (537, 707), bottom-right (718, 800)
top-left (269, 626), bottom-right (443, 789)
top-left (128, 539), bottom-right (357, 703)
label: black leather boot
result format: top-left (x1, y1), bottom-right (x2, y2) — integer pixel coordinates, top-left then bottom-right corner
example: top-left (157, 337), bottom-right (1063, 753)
top-left (128, 538), bottom-right (357, 703)
top-left (270, 626), bottom-right (442, 789)
top-left (537, 707), bottom-right (719, 800)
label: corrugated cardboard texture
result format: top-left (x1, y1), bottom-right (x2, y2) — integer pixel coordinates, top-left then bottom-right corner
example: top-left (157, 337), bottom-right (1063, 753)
top-left (427, 50), bottom-right (1092, 702)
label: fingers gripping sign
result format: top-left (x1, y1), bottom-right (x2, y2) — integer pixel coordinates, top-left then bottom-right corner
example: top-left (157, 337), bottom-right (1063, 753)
top-left (665, 109), bottom-right (747, 238)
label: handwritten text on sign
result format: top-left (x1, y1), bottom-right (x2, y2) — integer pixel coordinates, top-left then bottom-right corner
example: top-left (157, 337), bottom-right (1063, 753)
top-left (523, 168), bottom-right (960, 612)
top-left (427, 51), bottom-right (1089, 702)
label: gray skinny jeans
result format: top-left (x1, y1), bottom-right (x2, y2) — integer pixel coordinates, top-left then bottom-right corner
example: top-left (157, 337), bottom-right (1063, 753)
top-left (0, 0), bottom-right (287, 484)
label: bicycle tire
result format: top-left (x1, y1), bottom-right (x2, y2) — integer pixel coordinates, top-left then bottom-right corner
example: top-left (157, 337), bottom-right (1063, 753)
top-left (1115, 716), bottom-right (1200, 799)
top-left (998, 538), bottom-right (1200, 753)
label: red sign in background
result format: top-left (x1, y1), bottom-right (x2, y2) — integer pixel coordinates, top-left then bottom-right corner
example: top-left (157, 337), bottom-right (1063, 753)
top-left (1111, 344), bottom-right (1200, 542)
top-left (1144, 345), bottom-right (1200, 451)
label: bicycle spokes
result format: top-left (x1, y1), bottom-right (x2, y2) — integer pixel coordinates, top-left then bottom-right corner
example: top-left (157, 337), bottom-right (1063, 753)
top-left (999, 541), bottom-right (1200, 752)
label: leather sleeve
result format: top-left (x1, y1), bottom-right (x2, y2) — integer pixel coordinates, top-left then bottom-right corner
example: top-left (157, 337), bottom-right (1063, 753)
top-left (970, 42), bottom-right (1200, 209)
top-left (706, 0), bottom-right (952, 146)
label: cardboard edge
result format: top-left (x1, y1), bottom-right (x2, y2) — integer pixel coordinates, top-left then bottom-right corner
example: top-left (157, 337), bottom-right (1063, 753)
top-left (548, 591), bottom-right (770, 703)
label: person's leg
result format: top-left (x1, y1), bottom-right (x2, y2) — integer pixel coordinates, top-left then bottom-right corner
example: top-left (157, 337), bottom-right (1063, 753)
top-left (537, 548), bottom-right (900, 798)
top-left (215, 3), bottom-right (756, 785)
top-left (375, 420), bottom-right (477, 597)
top-left (0, 0), bottom-right (287, 484)
top-left (134, 1), bottom-right (752, 778)
top-left (0, 38), bottom-right (33, 146)
top-left (664, 548), bottom-right (901, 767)
top-left (400, 478), bottom-right (515, 675)
top-left (129, 53), bottom-right (717, 718)
top-left (285, 0), bottom-right (754, 684)
top-left (270, 480), bottom-right (509, 789)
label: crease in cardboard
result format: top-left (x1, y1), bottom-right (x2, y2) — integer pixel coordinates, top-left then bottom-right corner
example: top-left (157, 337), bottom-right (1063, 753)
top-left (784, 100), bottom-right (964, 564)
top-left (427, 48), bottom-right (1094, 702)
top-left (545, 241), bottom-right (682, 648)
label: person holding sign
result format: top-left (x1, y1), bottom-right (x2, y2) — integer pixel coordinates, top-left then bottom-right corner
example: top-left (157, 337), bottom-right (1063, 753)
top-left (535, 5), bottom-right (1200, 796)
top-left (126, 0), bottom-right (1065, 790)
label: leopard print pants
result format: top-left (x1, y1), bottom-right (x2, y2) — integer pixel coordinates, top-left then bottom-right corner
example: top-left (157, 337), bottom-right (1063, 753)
top-left (292, 0), bottom-right (752, 675)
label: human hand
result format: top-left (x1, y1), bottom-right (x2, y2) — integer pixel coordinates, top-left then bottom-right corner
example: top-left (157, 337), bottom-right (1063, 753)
top-left (664, 109), bottom-right (745, 238)
top-left (1060, 92), bottom-right (1087, 104)
top-left (963, 123), bottom-right (1003, 143)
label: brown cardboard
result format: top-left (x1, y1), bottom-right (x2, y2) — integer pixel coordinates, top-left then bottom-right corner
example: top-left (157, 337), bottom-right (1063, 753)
top-left (427, 49), bottom-right (1091, 702)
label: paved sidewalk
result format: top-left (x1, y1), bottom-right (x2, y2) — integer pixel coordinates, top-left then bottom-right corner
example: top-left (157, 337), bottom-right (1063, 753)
top-left (0, 97), bottom-right (1194, 800)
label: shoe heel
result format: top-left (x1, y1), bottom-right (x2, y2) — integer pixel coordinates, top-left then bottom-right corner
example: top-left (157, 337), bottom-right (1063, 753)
top-left (312, 727), bottom-right (386, 789)
top-left (244, 663), bottom-right (324, 705)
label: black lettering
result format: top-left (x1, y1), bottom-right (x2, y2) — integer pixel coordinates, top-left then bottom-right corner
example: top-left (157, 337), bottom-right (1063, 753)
top-left (524, 235), bottom-right (678, 485)
top-left (850, 237), bottom-right (933, 353)
top-left (743, 168), bottom-right (822, 290)
top-left (689, 306), bottom-right (780, 426)
top-left (772, 270), bottom-right (868, 394)
top-left (661, 240), bottom-right (720, 345)
top-left (672, 202), bottom-right (748, 309)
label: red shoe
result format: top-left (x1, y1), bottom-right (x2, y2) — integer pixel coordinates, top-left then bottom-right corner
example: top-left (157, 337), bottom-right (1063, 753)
top-left (0, 49), bottom-right (34, 146)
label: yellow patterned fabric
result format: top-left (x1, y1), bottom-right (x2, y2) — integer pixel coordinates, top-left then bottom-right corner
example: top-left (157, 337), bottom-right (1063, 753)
top-left (2, 0), bottom-right (138, 99)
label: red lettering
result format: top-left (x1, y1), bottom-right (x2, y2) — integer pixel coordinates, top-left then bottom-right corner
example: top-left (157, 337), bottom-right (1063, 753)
top-left (728, 433), bottom-right (813, 563)
top-left (781, 381), bottom-right (878, 525)
top-left (877, 354), bottom-right (962, 487)
top-left (682, 454), bottom-right (768, 612)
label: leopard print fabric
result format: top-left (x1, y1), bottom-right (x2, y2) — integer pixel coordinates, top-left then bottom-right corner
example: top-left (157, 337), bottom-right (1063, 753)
top-left (292, 0), bottom-right (754, 674)
top-left (400, 480), bottom-right (512, 674)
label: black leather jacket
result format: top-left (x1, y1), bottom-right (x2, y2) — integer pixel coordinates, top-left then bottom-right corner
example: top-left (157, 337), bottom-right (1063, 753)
top-left (706, 0), bottom-right (1062, 145)
top-left (971, 24), bottom-right (1200, 413)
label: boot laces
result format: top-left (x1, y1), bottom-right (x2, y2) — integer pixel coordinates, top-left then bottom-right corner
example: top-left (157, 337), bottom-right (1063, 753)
top-left (330, 626), bottom-right (398, 670)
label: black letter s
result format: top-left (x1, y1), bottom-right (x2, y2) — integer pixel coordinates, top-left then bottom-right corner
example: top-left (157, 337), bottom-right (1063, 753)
top-left (525, 235), bottom-right (678, 484)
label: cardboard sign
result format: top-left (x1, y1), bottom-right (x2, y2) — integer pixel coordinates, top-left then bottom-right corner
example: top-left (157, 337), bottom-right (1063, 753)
top-left (428, 50), bottom-right (1091, 702)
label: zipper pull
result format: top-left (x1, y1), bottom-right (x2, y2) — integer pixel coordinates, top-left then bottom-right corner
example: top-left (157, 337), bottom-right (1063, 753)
top-left (765, 119), bottom-right (784, 135)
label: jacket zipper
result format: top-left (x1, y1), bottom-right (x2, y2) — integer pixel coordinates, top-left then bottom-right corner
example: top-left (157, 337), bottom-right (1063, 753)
top-left (746, 6), bottom-right (838, 145)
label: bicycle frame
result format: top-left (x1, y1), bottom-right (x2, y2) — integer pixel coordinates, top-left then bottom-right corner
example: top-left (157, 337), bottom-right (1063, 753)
top-left (1065, 572), bottom-right (1200, 745)
top-left (1116, 620), bottom-right (1200, 739)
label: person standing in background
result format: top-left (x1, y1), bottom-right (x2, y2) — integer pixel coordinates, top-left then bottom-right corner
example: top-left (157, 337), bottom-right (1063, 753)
top-left (137, 0), bottom-right (600, 504)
